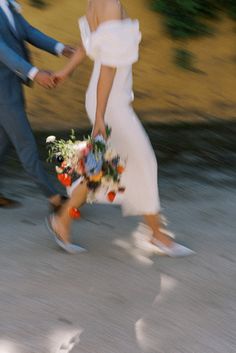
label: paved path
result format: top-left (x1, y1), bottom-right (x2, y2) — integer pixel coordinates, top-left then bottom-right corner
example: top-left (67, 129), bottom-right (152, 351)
top-left (0, 171), bottom-right (235, 353)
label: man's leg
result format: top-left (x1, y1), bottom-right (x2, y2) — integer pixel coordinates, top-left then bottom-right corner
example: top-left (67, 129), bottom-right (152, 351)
top-left (1, 103), bottom-right (59, 200)
top-left (0, 123), bottom-right (21, 207)
top-left (0, 124), bottom-right (10, 164)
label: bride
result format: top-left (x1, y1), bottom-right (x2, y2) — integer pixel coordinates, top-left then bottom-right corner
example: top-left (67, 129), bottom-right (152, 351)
top-left (48, 0), bottom-right (194, 257)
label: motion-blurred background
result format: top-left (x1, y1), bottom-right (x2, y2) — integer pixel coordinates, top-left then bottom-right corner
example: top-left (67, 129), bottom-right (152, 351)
top-left (24, 0), bottom-right (236, 130)
top-left (1, 3), bottom-right (235, 352)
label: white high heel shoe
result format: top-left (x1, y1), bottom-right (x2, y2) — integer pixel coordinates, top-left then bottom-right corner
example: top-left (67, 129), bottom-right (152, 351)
top-left (151, 238), bottom-right (195, 257)
top-left (45, 214), bottom-right (87, 254)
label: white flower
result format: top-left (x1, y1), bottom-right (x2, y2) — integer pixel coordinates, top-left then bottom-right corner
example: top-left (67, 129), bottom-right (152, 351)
top-left (74, 141), bottom-right (87, 152)
top-left (72, 141), bottom-right (88, 159)
top-left (101, 177), bottom-right (119, 192)
top-left (108, 182), bottom-right (119, 192)
top-left (87, 192), bottom-right (97, 204)
top-left (104, 148), bottom-right (117, 161)
top-left (46, 136), bottom-right (56, 143)
top-left (56, 166), bottom-right (63, 174)
top-left (101, 177), bottom-right (111, 188)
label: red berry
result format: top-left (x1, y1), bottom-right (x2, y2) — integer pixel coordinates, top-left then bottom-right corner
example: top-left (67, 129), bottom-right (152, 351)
top-left (107, 191), bottom-right (116, 203)
top-left (69, 208), bottom-right (81, 219)
top-left (57, 173), bottom-right (72, 187)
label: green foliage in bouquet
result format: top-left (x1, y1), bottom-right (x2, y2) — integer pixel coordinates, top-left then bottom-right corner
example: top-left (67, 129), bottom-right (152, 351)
top-left (47, 130), bottom-right (77, 163)
top-left (46, 127), bottom-right (125, 200)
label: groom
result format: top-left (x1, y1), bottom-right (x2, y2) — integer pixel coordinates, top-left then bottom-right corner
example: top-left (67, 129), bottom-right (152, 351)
top-left (0, 0), bottom-right (74, 209)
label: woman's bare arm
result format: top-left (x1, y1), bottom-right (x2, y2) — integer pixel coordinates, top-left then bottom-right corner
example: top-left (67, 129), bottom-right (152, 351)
top-left (54, 45), bottom-right (86, 83)
top-left (92, 0), bottom-right (122, 138)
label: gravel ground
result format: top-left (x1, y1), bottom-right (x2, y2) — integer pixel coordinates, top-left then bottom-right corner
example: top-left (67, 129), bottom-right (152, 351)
top-left (0, 123), bottom-right (235, 353)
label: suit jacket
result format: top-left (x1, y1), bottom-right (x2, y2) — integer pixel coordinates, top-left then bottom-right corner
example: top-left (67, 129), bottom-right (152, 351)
top-left (0, 5), bottom-right (59, 105)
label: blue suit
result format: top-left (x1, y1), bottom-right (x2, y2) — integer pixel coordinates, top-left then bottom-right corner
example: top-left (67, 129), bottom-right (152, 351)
top-left (0, 4), bottom-right (60, 197)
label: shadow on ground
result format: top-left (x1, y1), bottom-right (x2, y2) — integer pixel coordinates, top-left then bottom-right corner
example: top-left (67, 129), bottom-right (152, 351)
top-left (3, 119), bottom-right (236, 185)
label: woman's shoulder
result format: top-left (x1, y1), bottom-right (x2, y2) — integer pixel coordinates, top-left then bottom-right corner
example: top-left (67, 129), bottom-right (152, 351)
top-left (79, 3), bottom-right (141, 67)
top-left (90, 0), bottom-right (121, 10)
top-left (90, 0), bottom-right (122, 22)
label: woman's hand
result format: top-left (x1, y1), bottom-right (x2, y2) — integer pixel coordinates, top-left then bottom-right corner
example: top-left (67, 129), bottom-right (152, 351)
top-left (52, 70), bottom-right (69, 86)
top-left (51, 45), bottom-right (86, 87)
top-left (92, 118), bottom-right (107, 140)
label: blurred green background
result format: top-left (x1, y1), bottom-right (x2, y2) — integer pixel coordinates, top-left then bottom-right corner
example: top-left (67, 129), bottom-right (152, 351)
top-left (19, 0), bottom-right (235, 131)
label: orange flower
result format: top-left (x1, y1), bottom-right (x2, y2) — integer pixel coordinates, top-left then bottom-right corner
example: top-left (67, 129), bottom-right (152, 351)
top-left (90, 171), bottom-right (103, 182)
top-left (107, 191), bottom-right (116, 203)
top-left (69, 207), bottom-right (81, 219)
top-left (117, 165), bottom-right (125, 174)
top-left (57, 173), bottom-right (72, 187)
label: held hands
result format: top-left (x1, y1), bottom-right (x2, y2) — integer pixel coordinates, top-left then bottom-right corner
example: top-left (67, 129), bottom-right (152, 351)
top-left (35, 70), bottom-right (69, 88)
top-left (35, 70), bottom-right (56, 89)
top-left (35, 43), bottom-right (76, 88)
top-left (52, 70), bottom-right (69, 86)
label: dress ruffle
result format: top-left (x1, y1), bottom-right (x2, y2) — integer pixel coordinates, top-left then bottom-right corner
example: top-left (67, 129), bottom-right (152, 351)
top-left (79, 17), bottom-right (142, 67)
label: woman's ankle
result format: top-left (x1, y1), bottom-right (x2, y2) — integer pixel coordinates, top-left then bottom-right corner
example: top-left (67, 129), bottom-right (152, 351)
top-left (152, 231), bottom-right (173, 247)
top-left (53, 214), bottom-right (71, 243)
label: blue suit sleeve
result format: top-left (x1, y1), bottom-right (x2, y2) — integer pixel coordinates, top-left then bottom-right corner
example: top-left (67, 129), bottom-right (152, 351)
top-left (19, 15), bottom-right (60, 55)
top-left (0, 34), bottom-right (33, 82)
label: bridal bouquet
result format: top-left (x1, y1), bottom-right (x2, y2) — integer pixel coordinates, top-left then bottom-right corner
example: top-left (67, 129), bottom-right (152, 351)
top-left (46, 128), bottom-right (126, 204)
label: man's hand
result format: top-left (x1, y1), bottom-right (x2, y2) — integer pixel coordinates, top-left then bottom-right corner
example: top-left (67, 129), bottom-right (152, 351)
top-left (62, 45), bottom-right (76, 58)
top-left (35, 70), bottom-right (56, 89)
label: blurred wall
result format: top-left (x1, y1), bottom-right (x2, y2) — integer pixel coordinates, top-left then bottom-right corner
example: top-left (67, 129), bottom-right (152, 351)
top-left (21, 0), bottom-right (236, 130)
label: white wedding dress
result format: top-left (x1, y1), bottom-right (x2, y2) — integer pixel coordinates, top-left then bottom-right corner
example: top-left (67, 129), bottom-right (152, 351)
top-left (78, 17), bottom-right (160, 216)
